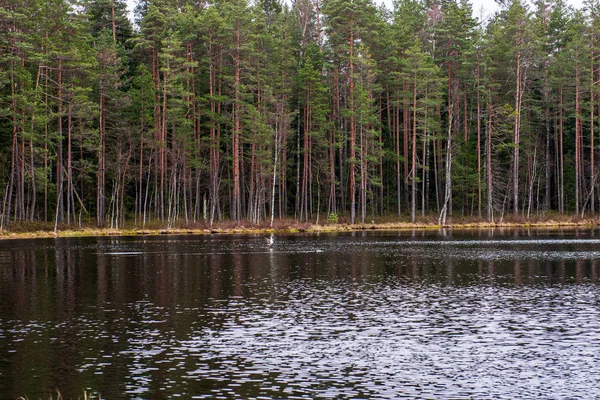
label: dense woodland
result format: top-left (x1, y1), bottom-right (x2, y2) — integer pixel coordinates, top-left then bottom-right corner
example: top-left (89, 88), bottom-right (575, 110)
top-left (2, 0), bottom-right (600, 229)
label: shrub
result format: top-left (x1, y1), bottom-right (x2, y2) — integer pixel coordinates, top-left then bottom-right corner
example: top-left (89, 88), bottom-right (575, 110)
top-left (327, 212), bottom-right (338, 224)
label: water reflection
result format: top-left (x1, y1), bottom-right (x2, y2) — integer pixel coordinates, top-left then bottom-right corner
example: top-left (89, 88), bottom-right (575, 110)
top-left (0, 229), bottom-right (599, 398)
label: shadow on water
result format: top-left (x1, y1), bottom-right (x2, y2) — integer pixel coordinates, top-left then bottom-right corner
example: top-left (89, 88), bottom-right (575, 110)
top-left (1, 228), bottom-right (600, 398)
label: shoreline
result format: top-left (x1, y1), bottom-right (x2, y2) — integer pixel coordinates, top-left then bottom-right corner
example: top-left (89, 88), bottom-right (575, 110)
top-left (1, 218), bottom-right (599, 240)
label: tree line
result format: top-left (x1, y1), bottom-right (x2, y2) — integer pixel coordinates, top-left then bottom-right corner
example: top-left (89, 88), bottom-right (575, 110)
top-left (1, 0), bottom-right (599, 229)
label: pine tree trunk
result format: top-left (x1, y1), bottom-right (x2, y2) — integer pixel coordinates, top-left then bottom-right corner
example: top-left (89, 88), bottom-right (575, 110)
top-left (349, 23), bottom-right (356, 225)
top-left (559, 87), bottom-right (564, 213)
top-left (270, 112), bottom-right (279, 227)
top-left (111, 1), bottom-right (116, 42)
top-left (575, 62), bottom-right (581, 215)
top-left (232, 29), bottom-right (241, 221)
top-left (98, 77), bottom-right (105, 227)
top-left (67, 92), bottom-right (73, 225)
top-left (403, 83), bottom-right (409, 211)
top-left (301, 97), bottom-right (309, 221)
top-left (590, 51), bottom-right (595, 214)
top-left (513, 49), bottom-right (522, 216)
top-left (152, 44), bottom-right (160, 221)
top-left (44, 65), bottom-right (49, 222)
top-left (422, 101), bottom-right (427, 217)
top-left (476, 57), bottom-right (482, 218)
top-left (57, 58), bottom-right (64, 225)
top-left (439, 111), bottom-right (452, 225)
top-left (487, 94), bottom-right (493, 221)
top-left (161, 61), bottom-right (168, 222)
top-left (411, 74), bottom-right (417, 223)
top-left (396, 105), bottom-right (401, 215)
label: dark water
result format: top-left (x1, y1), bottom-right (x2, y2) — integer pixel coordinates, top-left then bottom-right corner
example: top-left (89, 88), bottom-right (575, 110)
top-left (1, 228), bottom-right (600, 399)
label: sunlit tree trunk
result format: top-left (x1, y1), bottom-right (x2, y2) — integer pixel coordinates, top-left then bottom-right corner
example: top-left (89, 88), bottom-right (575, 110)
top-left (513, 48), bottom-right (522, 216)
top-left (487, 94), bottom-right (493, 221)
top-left (232, 28), bottom-right (241, 221)
top-left (349, 21), bottom-right (356, 224)
top-left (411, 74), bottom-right (417, 223)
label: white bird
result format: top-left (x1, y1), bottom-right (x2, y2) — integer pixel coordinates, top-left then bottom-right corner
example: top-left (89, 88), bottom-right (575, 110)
top-left (266, 234), bottom-right (274, 246)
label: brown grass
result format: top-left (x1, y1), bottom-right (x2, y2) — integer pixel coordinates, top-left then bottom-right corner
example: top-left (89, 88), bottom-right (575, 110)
top-left (0, 213), bottom-right (598, 240)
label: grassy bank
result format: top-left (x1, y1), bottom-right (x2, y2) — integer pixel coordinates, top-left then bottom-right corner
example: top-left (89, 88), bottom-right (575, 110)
top-left (0, 213), bottom-right (599, 240)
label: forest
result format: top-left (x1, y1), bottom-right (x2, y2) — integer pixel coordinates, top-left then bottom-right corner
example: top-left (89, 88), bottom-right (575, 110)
top-left (1, 0), bottom-right (599, 229)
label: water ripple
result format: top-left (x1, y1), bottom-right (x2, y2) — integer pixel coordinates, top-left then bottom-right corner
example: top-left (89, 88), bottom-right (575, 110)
top-left (1, 231), bottom-right (600, 398)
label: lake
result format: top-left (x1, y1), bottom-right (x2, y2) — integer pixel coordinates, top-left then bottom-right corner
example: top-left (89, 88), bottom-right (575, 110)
top-left (1, 228), bottom-right (599, 399)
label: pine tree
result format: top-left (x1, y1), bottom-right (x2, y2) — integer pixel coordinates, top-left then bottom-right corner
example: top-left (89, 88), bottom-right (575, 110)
top-left (323, 0), bottom-right (378, 224)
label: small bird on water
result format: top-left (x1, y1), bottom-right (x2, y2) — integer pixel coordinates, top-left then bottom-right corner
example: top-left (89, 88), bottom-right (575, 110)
top-left (266, 233), bottom-right (274, 246)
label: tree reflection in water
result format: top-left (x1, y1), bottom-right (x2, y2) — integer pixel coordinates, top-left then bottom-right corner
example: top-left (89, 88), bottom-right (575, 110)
top-left (1, 230), bottom-right (600, 398)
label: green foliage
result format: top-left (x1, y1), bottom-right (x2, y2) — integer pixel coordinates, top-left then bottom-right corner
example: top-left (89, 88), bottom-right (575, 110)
top-left (327, 212), bottom-right (338, 224)
top-left (0, 0), bottom-right (598, 229)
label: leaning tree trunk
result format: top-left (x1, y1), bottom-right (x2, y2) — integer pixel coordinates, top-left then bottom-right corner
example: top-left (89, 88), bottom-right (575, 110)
top-left (439, 111), bottom-right (452, 225)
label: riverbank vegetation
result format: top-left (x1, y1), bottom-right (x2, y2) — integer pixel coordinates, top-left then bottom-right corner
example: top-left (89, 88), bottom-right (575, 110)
top-left (2, 0), bottom-right (600, 232)
top-left (1, 213), bottom-right (598, 239)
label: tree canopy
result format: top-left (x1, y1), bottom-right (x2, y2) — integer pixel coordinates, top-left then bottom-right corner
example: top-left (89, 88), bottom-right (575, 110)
top-left (0, 0), bottom-right (598, 228)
